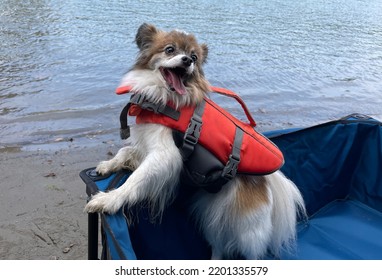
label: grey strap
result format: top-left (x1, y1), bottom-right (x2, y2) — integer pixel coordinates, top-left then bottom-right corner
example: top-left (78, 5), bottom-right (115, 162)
top-left (221, 127), bottom-right (243, 179)
top-left (129, 94), bottom-right (180, 120)
top-left (181, 100), bottom-right (206, 159)
top-left (120, 94), bottom-right (181, 140)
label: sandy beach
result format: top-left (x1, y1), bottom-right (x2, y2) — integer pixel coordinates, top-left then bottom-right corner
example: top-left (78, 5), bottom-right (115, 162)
top-left (0, 142), bottom-right (118, 260)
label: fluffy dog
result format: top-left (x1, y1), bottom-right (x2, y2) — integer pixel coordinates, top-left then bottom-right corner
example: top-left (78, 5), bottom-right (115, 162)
top-left (85, 23), bottom-right (305, 259)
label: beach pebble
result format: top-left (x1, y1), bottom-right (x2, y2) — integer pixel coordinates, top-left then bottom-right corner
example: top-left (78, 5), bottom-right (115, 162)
top-left (63, 243), bottom-right (75, 254)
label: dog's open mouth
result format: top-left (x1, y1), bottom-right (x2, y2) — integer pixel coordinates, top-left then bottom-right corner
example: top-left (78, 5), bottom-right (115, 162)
top-left (159, 67), bottom-right (188, 95)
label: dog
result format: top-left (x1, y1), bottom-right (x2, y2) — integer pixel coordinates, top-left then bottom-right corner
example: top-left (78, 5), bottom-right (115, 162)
top-left (85, 23), bottom-right (306, 259)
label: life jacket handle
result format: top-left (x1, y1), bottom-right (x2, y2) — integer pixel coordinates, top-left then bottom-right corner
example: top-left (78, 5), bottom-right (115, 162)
top-left (210, 86), bottom-right (256, 127)
top-left (116, 85), bottom-right (256, 127)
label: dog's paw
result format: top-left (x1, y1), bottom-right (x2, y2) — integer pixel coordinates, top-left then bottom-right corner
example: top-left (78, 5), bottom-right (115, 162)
top-left (84, 192), bottom-right (122, 214)
top-left (96, 160), bottom-right (115, 176)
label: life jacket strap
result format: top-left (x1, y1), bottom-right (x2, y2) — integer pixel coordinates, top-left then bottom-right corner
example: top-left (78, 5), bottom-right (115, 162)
top-left (130, 94), bottom-right (180, 120)
top-left (222, 127), bottom-right (244, 180)
top-left (182, 100), bottom-right (206, 159)
top-left (120, 102), bottom-right (131, 140)
top-left (119, 94), bottom-right (181, 140)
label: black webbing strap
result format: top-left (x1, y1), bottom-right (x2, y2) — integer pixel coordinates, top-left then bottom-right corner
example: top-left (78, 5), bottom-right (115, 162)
top-left (221, 127), bottom-right (243, 180)
top-left (120, 103), bottom-right (131, 140)
top-left (119, 94), bottom-right (181, 140)
top-left (181, 99), bottom-right (206, 159)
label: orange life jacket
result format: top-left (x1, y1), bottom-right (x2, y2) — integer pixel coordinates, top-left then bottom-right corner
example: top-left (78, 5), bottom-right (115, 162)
top-left (116, 86), bottom-right (284, 188)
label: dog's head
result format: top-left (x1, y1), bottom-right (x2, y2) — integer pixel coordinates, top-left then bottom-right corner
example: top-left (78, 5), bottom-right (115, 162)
top-left (121, 23), bottom-right (210, 107)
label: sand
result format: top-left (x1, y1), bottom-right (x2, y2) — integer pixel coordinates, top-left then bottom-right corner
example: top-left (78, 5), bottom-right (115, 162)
top-left (0, 143), bottom-right (117, 260)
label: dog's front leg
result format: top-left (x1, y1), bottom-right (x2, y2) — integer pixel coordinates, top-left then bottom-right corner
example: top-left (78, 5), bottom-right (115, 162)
top-left (96, 146), bottom-right (140, 175)
top-left (85, 145), bottom-right (182, 214)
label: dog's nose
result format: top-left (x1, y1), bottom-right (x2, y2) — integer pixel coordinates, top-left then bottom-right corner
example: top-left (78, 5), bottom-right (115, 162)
top-left (182, 56), bottom-right (192, 67)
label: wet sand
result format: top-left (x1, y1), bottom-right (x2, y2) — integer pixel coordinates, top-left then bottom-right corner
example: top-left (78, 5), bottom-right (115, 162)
top-left (0, 143), bottom-right (117, 260)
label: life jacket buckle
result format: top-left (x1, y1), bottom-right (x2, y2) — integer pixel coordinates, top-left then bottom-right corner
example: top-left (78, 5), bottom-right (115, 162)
top-left (222, 154), bottom-right (240, 180)
top-left (131, 94), bottom-right (163, 114)
top-left (130, 94), bottom-right (145, 105)
top-left (182, 116), bottom-right (203, 159)
top-left (184, 116), bottom-right (203, 145)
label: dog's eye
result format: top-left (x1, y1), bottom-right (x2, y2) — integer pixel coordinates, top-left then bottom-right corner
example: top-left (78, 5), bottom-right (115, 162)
top-left (191, 54), bottom-right (198, 62)
top-left (165, 46), bottom-right (175, 54)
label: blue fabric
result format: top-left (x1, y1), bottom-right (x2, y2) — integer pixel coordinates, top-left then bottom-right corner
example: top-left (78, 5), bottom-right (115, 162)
top-left (280, 200), bottom-right (382, 259)
top-left (103, 210), bottom-right (137, 260)
top-left (268, 117), bottom-right (382, 215)
top-left (93, 171), bottom-right (137, 260)
top-left (93, 114), bottom-right (382, 260)
top-left (94, 174), bottom-right (116, 192)
top-left (128, 200), bottom-right (211, 260)
top-left (267, 115), bottom-right (382, 259)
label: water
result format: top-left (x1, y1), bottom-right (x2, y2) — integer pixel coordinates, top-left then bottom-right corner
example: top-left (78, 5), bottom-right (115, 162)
top-left (1, 0), bottom-right (382, 151)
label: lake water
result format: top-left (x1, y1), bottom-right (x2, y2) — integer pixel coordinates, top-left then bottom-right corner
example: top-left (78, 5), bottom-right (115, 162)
top-left (1, 0), bottom-right (382, 151)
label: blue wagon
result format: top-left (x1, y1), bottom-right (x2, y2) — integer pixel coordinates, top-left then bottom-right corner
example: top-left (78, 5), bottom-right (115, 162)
top-left (80, 113), bottom-right (382, 260)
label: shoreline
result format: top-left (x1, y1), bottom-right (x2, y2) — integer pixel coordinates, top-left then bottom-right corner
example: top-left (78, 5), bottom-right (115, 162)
top-left (0, 142), bottom-right (119, 260)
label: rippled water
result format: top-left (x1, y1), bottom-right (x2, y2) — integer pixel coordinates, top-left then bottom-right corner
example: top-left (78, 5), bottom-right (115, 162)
top-left (1, 0), bottom-right (382, 151)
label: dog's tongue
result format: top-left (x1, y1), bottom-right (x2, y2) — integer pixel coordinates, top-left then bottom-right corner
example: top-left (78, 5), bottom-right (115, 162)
top-left (163, 69), bottom-right (187, 95)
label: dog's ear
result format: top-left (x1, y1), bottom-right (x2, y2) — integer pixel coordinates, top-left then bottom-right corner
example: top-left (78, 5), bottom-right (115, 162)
top-left (200, 43), bottom-right (208, 63)
top-left (136, 23), bottom-right (158, 50)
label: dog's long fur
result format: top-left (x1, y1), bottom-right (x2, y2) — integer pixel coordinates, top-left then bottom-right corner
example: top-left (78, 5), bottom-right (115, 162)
top-left (85, 23), bottom-right (306, 259)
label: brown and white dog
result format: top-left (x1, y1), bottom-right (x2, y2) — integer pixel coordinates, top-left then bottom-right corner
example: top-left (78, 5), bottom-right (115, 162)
top-left (85, 23), bottom-right (305, 259)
